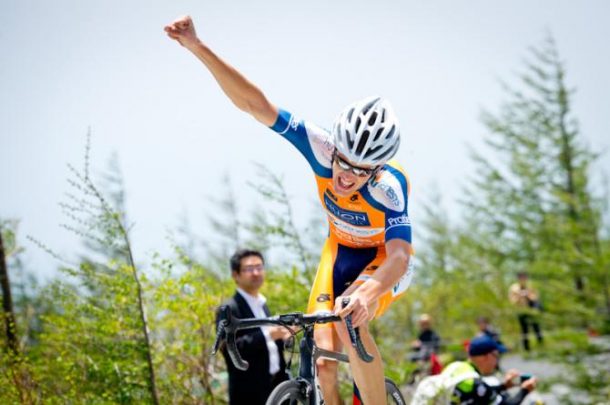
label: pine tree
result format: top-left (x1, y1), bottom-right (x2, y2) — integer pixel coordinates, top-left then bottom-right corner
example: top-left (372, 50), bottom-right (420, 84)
top-left (463, 35), bottom-right (608, 327)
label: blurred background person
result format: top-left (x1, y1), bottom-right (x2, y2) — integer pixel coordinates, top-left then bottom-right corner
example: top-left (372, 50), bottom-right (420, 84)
top-left (410, 313), bottom-right (443, 375)
top-left (509, 272), bottom-right (543, 351)
top-left (476, 315), bottom-right (508, 354)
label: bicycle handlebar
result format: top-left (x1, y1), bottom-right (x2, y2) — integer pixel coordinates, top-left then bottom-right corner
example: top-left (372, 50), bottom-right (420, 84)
top-left (212, 302), bottom-right (374, 370)
top-left (341, 297), bottom-right (374, 363)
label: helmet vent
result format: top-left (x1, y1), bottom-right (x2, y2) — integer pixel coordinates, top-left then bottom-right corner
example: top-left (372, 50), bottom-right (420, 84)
top-left (356, 131), bottom-right (370, 155)
top-left (376, 147), bottom-right (394, 161)
top-left (347, 108), bottom-right (355, 122)
top-left (385, 125), bottom-right (396, 139)
top-left (361, 97), bottom-right (379, 115)
top-left (373, 127), bottom-right (384, 141)
top-left (368, 145), bottom-right (383, 157)
top-left (345, 128), bottom-right (354, 149)
top-left (368, 112), bottom-right (378, 126)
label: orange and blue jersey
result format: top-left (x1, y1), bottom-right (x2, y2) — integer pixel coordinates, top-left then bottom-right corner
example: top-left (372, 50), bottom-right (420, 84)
top-left (270, 109), bottom-right (414, 316)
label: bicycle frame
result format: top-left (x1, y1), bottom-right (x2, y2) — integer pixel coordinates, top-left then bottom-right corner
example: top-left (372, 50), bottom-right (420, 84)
top-left (295, 322), bottom-right (350, 404)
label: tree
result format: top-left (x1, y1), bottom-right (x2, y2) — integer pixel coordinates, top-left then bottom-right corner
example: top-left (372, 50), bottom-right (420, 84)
top-left (0, 220), bottom-right (37, 403)
top-left (31, 132), bottom-right (160, 403)
top-left (150, 246), bottom-right (233, 404)
top-left (0, 220), bottom-right (19, 356)
top-left (463, 35), bottom-right (608, 327)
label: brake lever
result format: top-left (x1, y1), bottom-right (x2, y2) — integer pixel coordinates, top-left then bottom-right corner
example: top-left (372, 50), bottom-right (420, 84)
top-left (342, 297), bottom-right (374, 363)
top-left (212, 305), bottom-right (250, 370)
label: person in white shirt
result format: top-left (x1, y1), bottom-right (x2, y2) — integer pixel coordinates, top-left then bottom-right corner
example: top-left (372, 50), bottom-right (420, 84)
top-left (216, 249), bottom-right (292, 405)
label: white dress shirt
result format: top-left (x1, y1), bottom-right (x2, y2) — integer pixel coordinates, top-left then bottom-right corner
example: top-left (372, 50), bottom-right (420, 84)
top-left (236, 288), bottom-right (281, 375)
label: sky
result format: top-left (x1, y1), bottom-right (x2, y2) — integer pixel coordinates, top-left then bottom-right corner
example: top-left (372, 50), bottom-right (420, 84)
top-left (2, 0), bottom-right (609, 279)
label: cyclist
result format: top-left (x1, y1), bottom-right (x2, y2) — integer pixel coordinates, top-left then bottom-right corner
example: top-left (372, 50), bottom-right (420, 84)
top-left (165, 15), bottom-right (414, 405)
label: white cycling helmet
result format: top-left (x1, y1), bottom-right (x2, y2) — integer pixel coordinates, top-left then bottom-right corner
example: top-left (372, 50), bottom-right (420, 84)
top-left (332, 96), bottom-right (400, 166)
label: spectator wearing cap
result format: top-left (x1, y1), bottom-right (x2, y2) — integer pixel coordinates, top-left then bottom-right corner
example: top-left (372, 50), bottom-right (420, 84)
top-left (439, 336), bottom-right (537, 404)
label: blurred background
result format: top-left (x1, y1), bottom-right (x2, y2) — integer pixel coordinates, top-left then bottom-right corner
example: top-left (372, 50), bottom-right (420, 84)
top-left (1, 1), bottom-right (609, 403)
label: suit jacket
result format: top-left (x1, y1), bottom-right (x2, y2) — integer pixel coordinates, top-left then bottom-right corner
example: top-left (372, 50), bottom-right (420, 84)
top-left (216, 292), bottom-right (289, 405)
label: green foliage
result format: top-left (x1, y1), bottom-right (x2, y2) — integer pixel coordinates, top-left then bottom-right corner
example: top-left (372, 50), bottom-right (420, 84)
top-left (569, 358), bottom-right (610, 404)
top-left (11, 134), bottom-right (162, 403)
top-left (30, 267), bottom-right (153, 403)
top-left (2, 35), bottom-right (609, 403)
top-left (1, 219), bottom-right (21, 257)
top-left (453, 35), bottom-right (608, 330)
top-left (150, 249), bottom-right (233, 404)
top-left (372, 35), bottom-right (610, 400)
top-left (536, 329), bottom-right (593, 359)
top-left (262, 266), bottom-right (310, 314)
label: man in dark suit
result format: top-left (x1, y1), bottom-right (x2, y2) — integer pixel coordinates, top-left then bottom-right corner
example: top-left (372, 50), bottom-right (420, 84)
top-left (216, 249), bottom-right (291, 405)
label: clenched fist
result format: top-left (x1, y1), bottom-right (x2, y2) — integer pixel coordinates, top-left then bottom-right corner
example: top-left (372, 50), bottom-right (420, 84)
top-left (164, 15), bottom-right (200, 49)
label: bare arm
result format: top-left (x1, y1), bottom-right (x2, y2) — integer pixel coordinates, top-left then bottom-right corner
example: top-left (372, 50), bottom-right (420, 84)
top-left (164, 15), bottom-right (278, 126)
top-left (337, 238), bottom-right (411, 327)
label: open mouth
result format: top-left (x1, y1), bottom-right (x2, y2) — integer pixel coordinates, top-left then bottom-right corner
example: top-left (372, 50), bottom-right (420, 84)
top-left (337, 175), bottom-right (355, 191)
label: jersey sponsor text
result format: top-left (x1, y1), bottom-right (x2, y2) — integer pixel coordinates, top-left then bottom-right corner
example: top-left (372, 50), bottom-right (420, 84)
top-left (324, 194), bottom-right (371, 226)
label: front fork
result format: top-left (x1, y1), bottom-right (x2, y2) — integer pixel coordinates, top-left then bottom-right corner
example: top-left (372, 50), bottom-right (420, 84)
top-left (300, 334), bottom-right (325, 404)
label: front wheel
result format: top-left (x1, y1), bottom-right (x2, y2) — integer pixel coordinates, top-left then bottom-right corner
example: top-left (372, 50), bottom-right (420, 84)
top-left (266, 380), bottom-right (309, 405)
top-left (386, 378), bottom-right (406, 405)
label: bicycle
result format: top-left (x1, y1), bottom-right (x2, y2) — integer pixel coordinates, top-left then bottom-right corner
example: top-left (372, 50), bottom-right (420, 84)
top-left (213, 298), bottom-right (406, 405)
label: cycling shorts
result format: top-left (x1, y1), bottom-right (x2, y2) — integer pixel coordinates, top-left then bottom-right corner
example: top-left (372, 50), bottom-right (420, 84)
top-left (306, 237), bottom-right (414, 326)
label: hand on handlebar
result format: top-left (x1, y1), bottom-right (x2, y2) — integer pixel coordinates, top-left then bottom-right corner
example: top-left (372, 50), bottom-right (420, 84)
top-left (334, 293), bottom-right (371, 328)
top-left (268, 325), bottom-right (294, 341)
top-left (334, 297), bottom-right (374, 363)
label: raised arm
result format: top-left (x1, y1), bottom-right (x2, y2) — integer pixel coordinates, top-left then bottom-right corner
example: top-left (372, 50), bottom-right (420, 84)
top-left (164, 15), bottom-right (279, 126)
